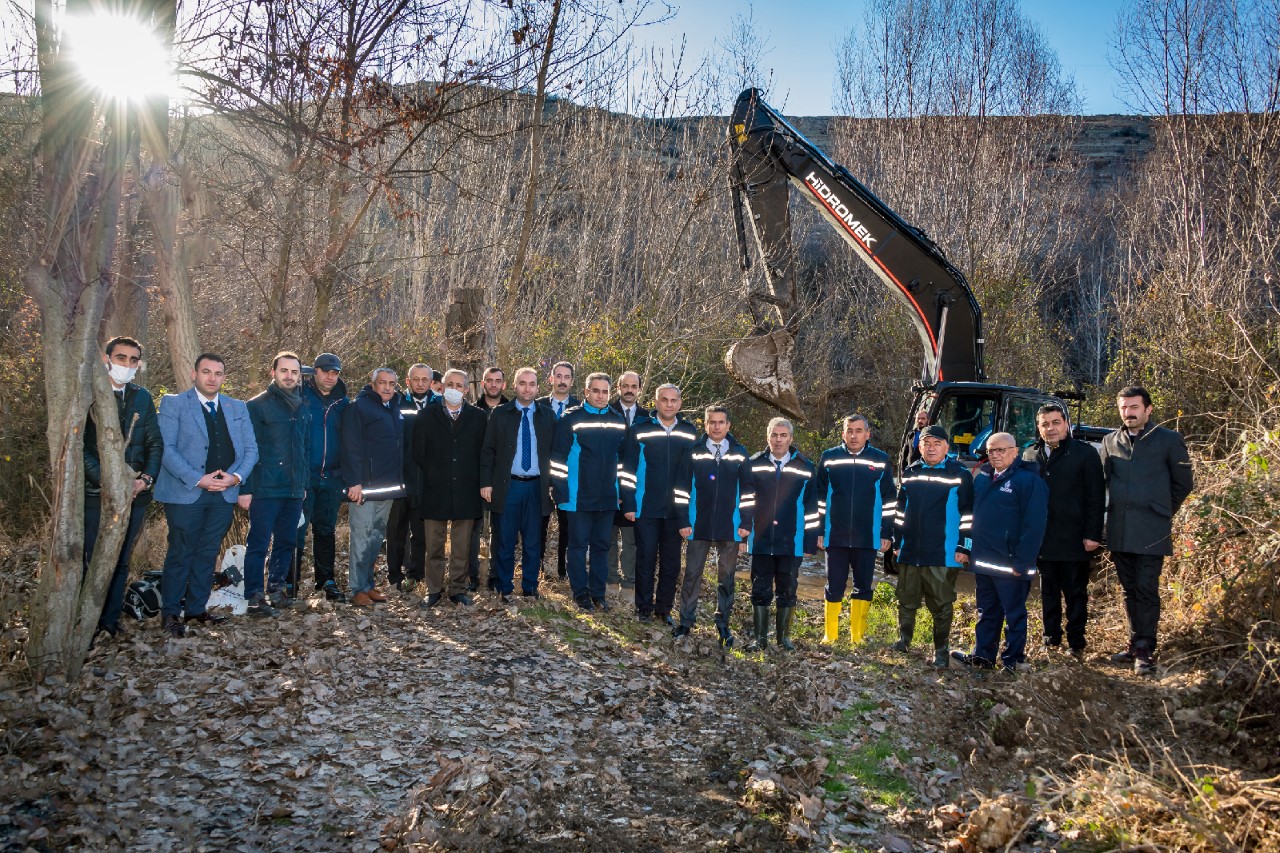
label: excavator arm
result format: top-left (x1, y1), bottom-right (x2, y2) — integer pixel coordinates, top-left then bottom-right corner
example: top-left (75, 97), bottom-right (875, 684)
top-left (726, 88), bottom-right (985, 419)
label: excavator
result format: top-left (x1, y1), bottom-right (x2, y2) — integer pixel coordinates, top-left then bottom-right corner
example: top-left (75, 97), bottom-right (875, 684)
top-left (724, 88), bottom-right (1100, 470)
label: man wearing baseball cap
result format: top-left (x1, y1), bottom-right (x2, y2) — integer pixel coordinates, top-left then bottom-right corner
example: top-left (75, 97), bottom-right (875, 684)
top-left (297, 352), bottom-right (350, 601)
top-left (892, 424), bottom-right (974, 668)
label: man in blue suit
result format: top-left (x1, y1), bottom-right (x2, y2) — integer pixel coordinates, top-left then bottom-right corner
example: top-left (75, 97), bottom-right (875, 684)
top-left (154, 353), bottom-right (259, 637)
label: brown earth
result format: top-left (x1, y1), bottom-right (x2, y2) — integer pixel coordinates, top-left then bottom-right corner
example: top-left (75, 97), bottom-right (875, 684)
top-left (0, 541), bottom-right (1275, 852)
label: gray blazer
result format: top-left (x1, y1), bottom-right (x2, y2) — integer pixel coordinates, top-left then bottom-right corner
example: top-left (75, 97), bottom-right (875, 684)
top-left (1101, 422), bottom-right (1193, 556)
top-left (154, 388), bottom-right (259, 505)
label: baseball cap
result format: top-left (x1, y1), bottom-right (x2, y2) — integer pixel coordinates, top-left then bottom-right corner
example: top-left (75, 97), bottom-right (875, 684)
top-left (314, 353), bottom-right (342, 372)
top-left (922, 425), bottom-right (950, 443)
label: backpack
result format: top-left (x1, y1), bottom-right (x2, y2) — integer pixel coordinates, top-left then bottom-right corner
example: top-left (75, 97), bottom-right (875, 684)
top-left (123, 570), bottom-right (164, 621)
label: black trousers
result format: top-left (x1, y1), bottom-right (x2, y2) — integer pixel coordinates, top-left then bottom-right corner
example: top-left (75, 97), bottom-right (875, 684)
top-left (1111, 551), bottom-right (1164, 653)
top-left (386, 498), bottom-right (425, 584)
top-left (633, 516), bottom-right (682, 617)
top-left (1039, 558), bottom-right (1091, 650)
top-left (540, 508), bottom-right (570, 578)
top-left (750, 554), bottom-right (800, 607)
top-left (84, 493), bottom-right (150, 633)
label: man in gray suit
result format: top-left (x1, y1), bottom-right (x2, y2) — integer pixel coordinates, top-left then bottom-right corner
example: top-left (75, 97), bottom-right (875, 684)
top-left (1101, 385), bottom-right (1194, 675)
top-left (154, 353), bottom-right (259, 637)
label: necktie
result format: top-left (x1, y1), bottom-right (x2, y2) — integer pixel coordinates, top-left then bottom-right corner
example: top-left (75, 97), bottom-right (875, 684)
top-left (450, 408), bottom-right (459, 421)
top-left (626, 408), bottom-right (633, 426)
top-left (205, 401), bottom-right (216, 416)
top-left (520, 407), bottom-right (532, 472)
top-left (556, 400), bottom-right (564, 418)
top-left (774, 459), bottom-right (783, 479)
top-left (715, 444), bottom-right (722, 462)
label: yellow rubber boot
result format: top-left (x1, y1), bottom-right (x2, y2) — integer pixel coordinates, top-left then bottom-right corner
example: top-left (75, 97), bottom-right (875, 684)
top-left (849, 599), bottom-right (870, 645)
top-left (823, 601), bottom-right (842, 644)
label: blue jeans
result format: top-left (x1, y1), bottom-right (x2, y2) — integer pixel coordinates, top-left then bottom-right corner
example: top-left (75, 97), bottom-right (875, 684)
top-left (492, 477), bottom-right (543, 595)
top-left (160, 491), bottom-right (234, 618)
top-left (824, 547), bottom-right (878, 603)
top-left (84, 493), bottom-right (151, 632)
top-left (244, 496), bottom-right (303, 600)
top-left (973, 573), bottom-right (1032, 667)
top-left (566, 510), bottom-right (613, 601)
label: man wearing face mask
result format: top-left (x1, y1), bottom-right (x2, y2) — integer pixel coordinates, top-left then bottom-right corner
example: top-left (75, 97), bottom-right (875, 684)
top-left (83, 336), bottom-right (163, 641)
top-left (240, 352), bottom-right (311, 616)
top-left (414, 368), bottom-right (487, 607)
top-left (387, 363), bottom-right (435, 595)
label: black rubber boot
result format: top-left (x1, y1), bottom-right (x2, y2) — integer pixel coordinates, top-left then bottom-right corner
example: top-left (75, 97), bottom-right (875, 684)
top-left (891, 620), bottom-right (914, 652)
top-left (752, 606), bottom-right (770, 650)
top-left (775, 607), bottom-right (795, 651)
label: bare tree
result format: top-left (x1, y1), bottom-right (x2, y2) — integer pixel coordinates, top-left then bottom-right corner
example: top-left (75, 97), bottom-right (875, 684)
top-left (24, 0), bottom-right (168, 680)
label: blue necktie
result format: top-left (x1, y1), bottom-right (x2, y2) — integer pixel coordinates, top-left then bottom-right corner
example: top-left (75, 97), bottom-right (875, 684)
top-left (205, 401), bottom-right (216, 416)
top-left (520, 406), bottom-right (533, 473)
top-left (555, 400), bottom-right (564, 418)
top-left (775, 459), bottom-right (783, 480)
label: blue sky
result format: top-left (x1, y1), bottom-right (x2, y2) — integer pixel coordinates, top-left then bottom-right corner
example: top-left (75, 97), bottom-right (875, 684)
top-left (638, 0), bottom-right (1130, 114)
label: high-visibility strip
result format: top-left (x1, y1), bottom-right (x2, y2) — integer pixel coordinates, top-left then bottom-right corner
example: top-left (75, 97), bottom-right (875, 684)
top-left (550, 470), bottom-right (568, 479)
top-left (751, 465), bottom-right (774, 474)
top-left (910, 475), bottom-right (964, 485)
top-left (974, 560), bottom-right (1016, 574)
top-left (722, 453), bottom-right (746, 462)
top-left (786, 469), bottom-right (813, 479)
top-left (673, 489), bottom-right (690, 498)
top-left (883, 501), bottom-right (898, 509)
top-left (572, 421), bottom-right (627, 431)
top-left (550, 461), bottom-right (569, 473)
top-left (361, 484), bottom-right (406, 497)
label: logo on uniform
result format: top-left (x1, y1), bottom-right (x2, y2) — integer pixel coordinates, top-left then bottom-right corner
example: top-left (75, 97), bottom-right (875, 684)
top-left (999, 482), bottom-right (1013, 493)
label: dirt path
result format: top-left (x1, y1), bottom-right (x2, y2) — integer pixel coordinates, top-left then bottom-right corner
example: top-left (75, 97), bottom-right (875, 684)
top-left (1, 563), bottom-right (1275, 852)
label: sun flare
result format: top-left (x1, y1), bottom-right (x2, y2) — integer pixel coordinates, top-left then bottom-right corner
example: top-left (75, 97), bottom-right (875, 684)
top-left (63, 13), bottom-right (176, 102)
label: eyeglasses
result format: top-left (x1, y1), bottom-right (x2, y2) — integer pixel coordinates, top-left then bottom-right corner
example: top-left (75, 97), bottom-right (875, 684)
top-left (986, 446), bottom-right (1017, 454)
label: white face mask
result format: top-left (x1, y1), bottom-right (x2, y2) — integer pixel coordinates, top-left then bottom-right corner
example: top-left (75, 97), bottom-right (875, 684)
top-left (107, 363), bottom-right (138, 385)
top-left (442, 388), bottom-right (464, 407)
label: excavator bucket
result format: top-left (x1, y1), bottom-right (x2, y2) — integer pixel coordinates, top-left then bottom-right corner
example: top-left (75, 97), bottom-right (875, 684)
top-left (725, 330), bottom-right (804, 422)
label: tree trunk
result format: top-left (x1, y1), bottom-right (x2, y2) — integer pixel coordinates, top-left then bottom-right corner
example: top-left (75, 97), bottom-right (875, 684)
top-left (501, 0), bottom-right (563, 352)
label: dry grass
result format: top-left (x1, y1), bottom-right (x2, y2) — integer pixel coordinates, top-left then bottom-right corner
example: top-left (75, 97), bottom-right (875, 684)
top-left (1040, 737), bottom-right (1280, 852)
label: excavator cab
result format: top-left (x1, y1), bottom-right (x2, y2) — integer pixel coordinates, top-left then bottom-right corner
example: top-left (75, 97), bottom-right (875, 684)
top-left (900, 382), bottom-right (1067, 473)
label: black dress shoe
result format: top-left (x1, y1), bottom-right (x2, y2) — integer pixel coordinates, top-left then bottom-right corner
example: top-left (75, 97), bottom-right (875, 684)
top-left (419, 593), bottom-right (443, 609)
top-left (673, 625), bottom-right (691, 639)
top-left (592, 597), bottom-right (611, 612)
top-left (466, 578), bottom-right (479, 592)
top-left (661, 614), bottom-right (675, 627)
top-left (450, 592), bottom-right (475, 606)
top-left (637, 611), bottom-right (653, 623)
top-left (574, 596), bottom-right (595, 612)
top-left (184, 612), bottom-right (228, 625)
top-left (500, 594), bottom-right (513, 605)
top-left (520, 590), bottom-right (541, 599)
top-left (162, 615), bottom-right (186, 638)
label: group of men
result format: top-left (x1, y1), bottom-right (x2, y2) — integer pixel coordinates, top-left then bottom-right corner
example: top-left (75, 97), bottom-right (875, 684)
top-left (83, 338), bottom-right (1193, 675)
top-left (888, 388), bottom-right (1192, 675)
